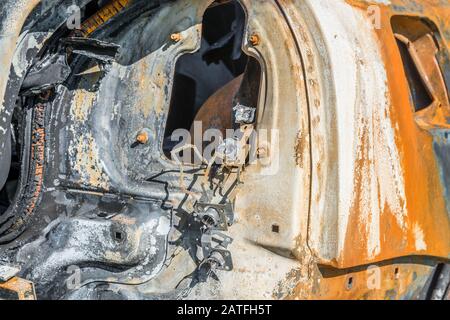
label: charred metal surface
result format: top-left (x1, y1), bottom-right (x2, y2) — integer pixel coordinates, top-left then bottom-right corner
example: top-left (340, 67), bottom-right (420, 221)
top-left (0, 0), bottom-right (448, 300)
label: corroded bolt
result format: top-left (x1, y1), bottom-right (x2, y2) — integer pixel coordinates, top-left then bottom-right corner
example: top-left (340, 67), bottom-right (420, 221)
top-left (170, 33), bottom-right (182, 42)
top-left (249, 34), bottom-right (260, 46)
top-left (136, 130), bottom-right (149, 144)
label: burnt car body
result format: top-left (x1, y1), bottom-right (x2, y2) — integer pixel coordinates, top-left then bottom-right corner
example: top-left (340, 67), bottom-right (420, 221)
top-left (0, 0), bottom-right (448, 300)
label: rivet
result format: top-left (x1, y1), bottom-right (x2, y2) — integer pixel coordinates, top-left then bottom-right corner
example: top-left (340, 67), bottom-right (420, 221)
top-left (136, 130), bottom-right (149, 144)
top-left (249, 34), bottom-right (260, 46)
top-left (170, 33), bottom-right (182, 42)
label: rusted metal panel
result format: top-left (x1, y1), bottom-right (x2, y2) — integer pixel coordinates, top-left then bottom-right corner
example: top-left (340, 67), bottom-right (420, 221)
top-left (0, 277), bottom-right (36, 300)
top-left (279, 0), bottom-right (450, 269)
top-left (192, 75), bottom-right (243, 137)
top-left (291, 260), bottom-right (435, 300)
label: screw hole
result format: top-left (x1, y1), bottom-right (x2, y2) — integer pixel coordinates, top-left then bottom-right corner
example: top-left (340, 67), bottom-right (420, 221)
top-left (272, 224), bottom-right (280, 233)
top-left (114, 232), bottom-right (123, 241)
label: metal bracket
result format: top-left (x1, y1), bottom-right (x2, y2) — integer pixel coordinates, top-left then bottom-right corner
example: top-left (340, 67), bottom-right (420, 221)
top-left (201, 230), bottom-right (234, 271)
top-left (194, 201), bottom-right (234, 231)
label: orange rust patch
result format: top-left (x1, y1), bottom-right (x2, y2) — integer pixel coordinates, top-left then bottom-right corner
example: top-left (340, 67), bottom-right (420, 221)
top-left (290, 262), bottom-right (433, 300)
top-left (294, 130), bottom-right (307, 168)
top-left (0, 277), bottom-right (36, 300)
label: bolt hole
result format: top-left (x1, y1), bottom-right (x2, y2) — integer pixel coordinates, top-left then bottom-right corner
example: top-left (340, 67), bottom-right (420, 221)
top-left (272, 224), bottom-right (280, 233)
top-left (114, 232), bottom-right (123, 241)
top-left (394, 267), bottom-right (400, 279)
top-left (346, 276), bottom-right (354, 290)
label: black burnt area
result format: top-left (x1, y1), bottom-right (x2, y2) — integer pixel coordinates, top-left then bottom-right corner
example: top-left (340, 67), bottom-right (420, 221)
top-left (0, 104), bottom-right (23, 216)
